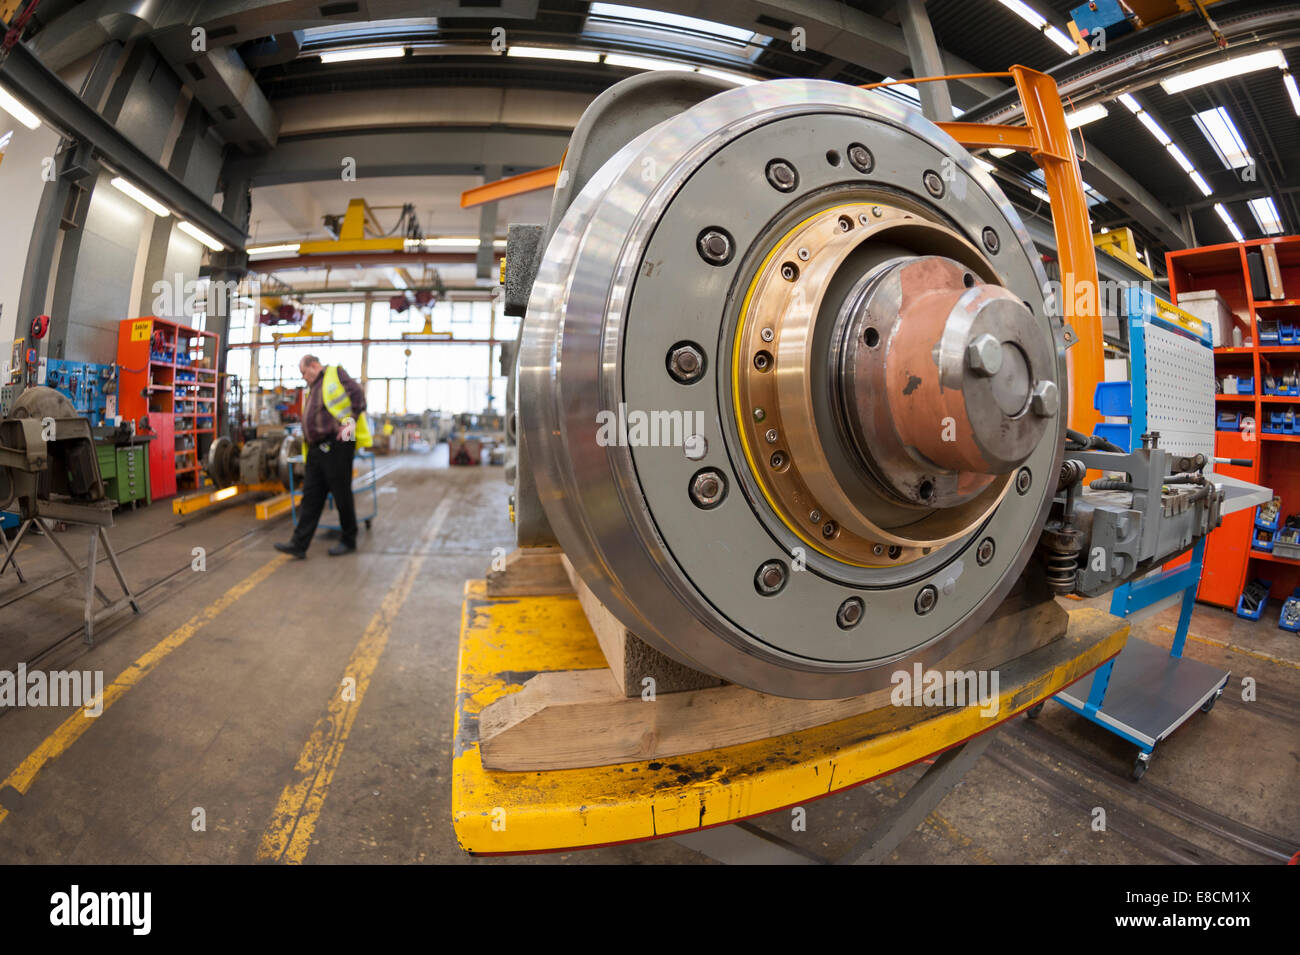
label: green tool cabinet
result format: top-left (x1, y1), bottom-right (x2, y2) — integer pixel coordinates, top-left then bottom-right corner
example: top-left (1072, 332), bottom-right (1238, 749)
top-left (96, 442), bottom-right (152, 509)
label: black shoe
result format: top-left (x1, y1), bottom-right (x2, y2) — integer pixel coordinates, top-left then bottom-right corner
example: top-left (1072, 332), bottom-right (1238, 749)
top-left (328, 543), bottom-right (356, 556)
top-left (274, 542), bottom-right (306, 559)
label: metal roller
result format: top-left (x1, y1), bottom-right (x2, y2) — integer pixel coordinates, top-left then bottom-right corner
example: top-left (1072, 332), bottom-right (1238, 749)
top-left (518, 78), bottom-right (1067, 699)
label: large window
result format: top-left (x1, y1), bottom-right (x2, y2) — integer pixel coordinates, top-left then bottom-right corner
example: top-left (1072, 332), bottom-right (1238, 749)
top-left (223, 297), bottom-right (516, 420)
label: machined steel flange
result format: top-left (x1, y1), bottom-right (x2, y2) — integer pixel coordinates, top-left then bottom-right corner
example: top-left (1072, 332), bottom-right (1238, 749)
top-left (519, 78), bottom-right (1066, 698)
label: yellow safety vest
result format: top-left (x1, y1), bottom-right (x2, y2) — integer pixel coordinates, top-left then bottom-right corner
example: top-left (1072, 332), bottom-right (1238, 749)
top-left (302, 365), bottom-right (371, 457)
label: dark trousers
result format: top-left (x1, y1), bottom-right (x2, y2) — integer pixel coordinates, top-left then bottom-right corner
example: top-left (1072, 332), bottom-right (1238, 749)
top-left (290, 440), bottom-right (357, 550)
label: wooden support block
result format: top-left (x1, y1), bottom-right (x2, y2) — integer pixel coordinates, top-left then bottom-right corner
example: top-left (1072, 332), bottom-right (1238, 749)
top-left (479, 578), bottom-right (1073, 771)
top-left (561, 555), bottom-right (724, 698)
top-left (485, 546), bottom-right (574, 597)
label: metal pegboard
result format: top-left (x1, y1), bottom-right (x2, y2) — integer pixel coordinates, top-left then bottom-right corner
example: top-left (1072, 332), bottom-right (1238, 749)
top-left (1144, 323), bottom-right (1214, 462)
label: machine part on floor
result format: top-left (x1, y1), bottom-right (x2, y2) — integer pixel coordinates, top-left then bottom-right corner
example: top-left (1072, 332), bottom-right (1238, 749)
top-left (517, 76), bottom-right (1070, 699)
top-left (0, 386), bottom-right (105, 516)
top-left (0, 387), bottom-right (140, 643)
top-left (204, 430), bottom-right (300, 489)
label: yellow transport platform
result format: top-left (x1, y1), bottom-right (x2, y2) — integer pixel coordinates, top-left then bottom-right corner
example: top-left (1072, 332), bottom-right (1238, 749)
top-left (451, 580), bottom-right (1128, 856)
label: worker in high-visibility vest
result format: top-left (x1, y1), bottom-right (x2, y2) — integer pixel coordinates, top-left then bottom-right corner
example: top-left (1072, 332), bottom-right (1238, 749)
top-left (275, 354), bottom-right (371, 558)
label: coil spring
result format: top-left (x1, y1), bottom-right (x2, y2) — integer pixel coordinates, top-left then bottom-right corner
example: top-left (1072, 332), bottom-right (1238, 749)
top-left (1044, 546), bottom-right (1080, 594)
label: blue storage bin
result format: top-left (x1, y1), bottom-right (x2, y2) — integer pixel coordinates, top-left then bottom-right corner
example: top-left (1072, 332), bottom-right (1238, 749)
top-left (1236, 581), bottom-right (1272, 620)
top-left (1217, 410), bottom-right (1242, 431)
top-left (1092, 422), bottom-right (1131, 451)
top-left (1093, 381), bottom-right (1132, 417)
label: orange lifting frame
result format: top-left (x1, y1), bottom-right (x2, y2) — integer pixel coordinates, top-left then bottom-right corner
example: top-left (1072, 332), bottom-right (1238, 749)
top-left (463, 66), bottom-right (1104, 435)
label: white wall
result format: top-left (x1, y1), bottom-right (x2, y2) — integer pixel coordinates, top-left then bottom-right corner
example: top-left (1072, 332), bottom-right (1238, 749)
top-left (0, 122), bottom-right (60, 351)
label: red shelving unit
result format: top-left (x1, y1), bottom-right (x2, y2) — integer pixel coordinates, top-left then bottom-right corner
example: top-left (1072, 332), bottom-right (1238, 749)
top-left (117, 317), bottom-right (220, 499)
top-left (1167, 235), bottom-right (1300, 610)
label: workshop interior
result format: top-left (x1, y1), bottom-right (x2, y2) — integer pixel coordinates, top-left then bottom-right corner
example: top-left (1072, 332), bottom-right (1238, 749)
top-left (0, 0), bottom-right (1297, 880)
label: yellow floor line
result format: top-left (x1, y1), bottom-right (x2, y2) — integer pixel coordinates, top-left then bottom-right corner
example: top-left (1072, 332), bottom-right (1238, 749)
top-left (1157, 625), bottom-right (1300, 671)
top-left (257, 497), bottom-right (453, 864)
top-left (0, 553), bottom-right (291, 826)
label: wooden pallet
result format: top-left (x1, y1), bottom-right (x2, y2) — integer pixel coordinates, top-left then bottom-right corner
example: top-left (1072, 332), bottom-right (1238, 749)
top-left (477, 547), bottom-right (1080, 771)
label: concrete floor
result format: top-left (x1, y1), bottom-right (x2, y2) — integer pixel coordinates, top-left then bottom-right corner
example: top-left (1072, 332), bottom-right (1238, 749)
top-left (0, 452), bottom-right (1296, 864)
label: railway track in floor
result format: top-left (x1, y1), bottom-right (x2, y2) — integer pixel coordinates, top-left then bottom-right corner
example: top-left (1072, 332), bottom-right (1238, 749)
top-left (996, 718), bottom-right (1296, 864)
top-left (0, 460), bottom-right (413, 679)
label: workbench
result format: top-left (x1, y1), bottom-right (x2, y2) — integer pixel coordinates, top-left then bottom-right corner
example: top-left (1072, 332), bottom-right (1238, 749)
top-left (451, 580), bottom-right (1128, 859)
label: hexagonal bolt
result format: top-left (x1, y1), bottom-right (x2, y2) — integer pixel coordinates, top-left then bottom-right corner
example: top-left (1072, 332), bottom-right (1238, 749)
top-left (836, 596), bottom-right (864, 630)
top-left (847, 143), bottom-right (874, 174)
top-left (667, 343), bottom-right (706, 383)
top-left (982, 227), bottom-right (1000, 254)
top-left (752, 407), bottom-right (766, 422)
top-left (809, 509), bottom-right (822, 523)
top-left (1015, 467), bottom-right (1032, 495)
top-left (760, 327), bottom-right (775, 342)
top-left (765, 428), bottom-right (779, 444)
top-left (689, 468), bottom-right (727, 509)
top-left (976, 537), bottom-right (995, 566)
top-left (765, 159), bottom-right (798, 192)
top-left (697, 228), bottom-right (733, 265)
top-left (754, 559), bottom-right (788, 596)
top-left (923, 170), bottom-right (945, 198)
top-left (1030, 380), bottom-right (1059, 417)
top-left (915, 584), bottom-right (938, 615)
top-left (966, 333), bottom-right (1003, 377)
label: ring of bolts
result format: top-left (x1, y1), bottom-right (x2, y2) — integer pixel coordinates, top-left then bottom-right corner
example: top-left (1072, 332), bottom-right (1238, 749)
top-left (673, 153), bottom-right (1026, 623)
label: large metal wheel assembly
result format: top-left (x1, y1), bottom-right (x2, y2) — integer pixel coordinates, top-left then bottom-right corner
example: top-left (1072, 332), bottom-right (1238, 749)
top-left (520, 79), bottom-right (1067, 699)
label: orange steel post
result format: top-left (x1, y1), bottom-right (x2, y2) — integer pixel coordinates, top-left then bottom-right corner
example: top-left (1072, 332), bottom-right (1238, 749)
top-left (862, 67), bottom-right (1105, 437)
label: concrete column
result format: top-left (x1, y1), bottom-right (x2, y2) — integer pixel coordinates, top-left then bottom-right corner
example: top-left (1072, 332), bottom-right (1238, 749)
top-left (896, 0), bottom-right (953, 122)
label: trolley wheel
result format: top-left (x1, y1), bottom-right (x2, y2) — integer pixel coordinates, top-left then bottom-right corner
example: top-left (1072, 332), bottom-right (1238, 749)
top-left (1200, 691), bottom-right (1219, 713)
top-left (365, 518), bottom-right (372, 531)
top-left (1132, 754), bottom-right (1150, 781)
top-left (1026, 701), bottom-right (1045, 720)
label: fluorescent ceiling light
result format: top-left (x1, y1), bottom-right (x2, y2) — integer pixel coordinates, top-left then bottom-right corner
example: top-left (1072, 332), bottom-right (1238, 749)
top-left (318, 46), bottom-right (405, 63)
top-left (988, 147), bottom-right (1015, 158)
top-left (1165, 144), bottom-right (1195, 173)
top-left (1135, 110), bottom-right (1172, 145)
top-left (1117, 93), bottom-right (1141, 114)
top-left (0, 85), bottom-right (40, 130)
top-left (588, 3), bottom-right (760, 43)
top-left (603, 52), bottom-right (681, 71)
top-left (1285, 73), bottom-right (1300, 116)
top-left (1189, 171), bottom-right (1212, 196)
top-left (1247, 197), bottom-right (1283, 235)
top-left (1045, 26), bottom-right (1077, 54)
top-left (110, 177), bottom-right (170, 217)
top-left (1064, 102), bottom-right (1108, 129)
top-left (1031, 187), bottom-right (1051, 203)
top-left (1160, 48), bottom-right (1287, 94)
top-left (1193, 106), bottom-right (1251, 169)
top-left (507, 46), bottom-right (601, 63)
top-left (1214, 203), bottom-right (1244, 242)
top-left (178, 221), bottom-right (224, 252)
top-left (998, 0), bottom-right (1048, 30)
top-left (996, 0), bottom-right (1076, 55)
top-left (248, 243), bottom-right (300, 256)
